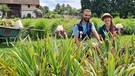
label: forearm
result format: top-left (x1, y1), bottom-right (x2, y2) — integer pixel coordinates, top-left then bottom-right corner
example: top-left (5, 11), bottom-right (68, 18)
top-left (92, 30), bottom-right (100, 41)
top-left (99, 34), bottom-right (103, 41)
top-left (74, 36), bottom-right (80, 45)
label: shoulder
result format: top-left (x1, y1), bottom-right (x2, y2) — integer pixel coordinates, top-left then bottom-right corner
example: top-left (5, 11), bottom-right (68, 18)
top-left (87, 21), bottom-right (94, 27)
top-left (88, 21), bottom-right (94, 24)
top-left (74, 24), bottom-right (78, 28)
top-left (75, 21), bottom-right (81, 26)
top-left (74, 24), bottom-right (78, 30)
top-left (98, 25), bottom-right (105, 31)
top-left (99, 25), bottom-right (105, 29)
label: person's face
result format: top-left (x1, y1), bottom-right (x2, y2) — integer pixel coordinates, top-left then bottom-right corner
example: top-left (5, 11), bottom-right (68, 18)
top-left (103, 16), bottom-right (111, 25)
top-left (82, 11), bottom-right (91, 22)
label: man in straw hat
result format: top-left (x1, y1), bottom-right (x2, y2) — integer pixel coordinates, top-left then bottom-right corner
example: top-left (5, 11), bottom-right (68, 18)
top-left (73, 9), bottom-right (101, 46)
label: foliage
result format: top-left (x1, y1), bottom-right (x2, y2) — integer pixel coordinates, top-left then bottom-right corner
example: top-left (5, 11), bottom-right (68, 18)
top-left (50, 19), bottom-right (61, 34)
top-left (0, 32), bottom-right (135, 75)
top-left (0, 18), bottom-right (135, 39)
top-left (40, 6), bottom-right (50, 14)
top-left (81, 0), bottom-right (135, 18)
top-left (40, 3), bottom-right (80, 18)
top-left (0, 4), bottom-right (10, 18)
top-left (33, 9), bottom-right (42, 18)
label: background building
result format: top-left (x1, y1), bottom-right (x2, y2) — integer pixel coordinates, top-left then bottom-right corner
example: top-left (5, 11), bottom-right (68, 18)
top-left (0, 0), bottom-right (41, 18)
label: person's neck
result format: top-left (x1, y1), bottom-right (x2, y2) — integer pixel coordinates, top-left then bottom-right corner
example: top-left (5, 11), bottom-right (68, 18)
top-left (105, 24), bottom-right (110, 30)
top-left (82, 19), bottom-right (88, 24)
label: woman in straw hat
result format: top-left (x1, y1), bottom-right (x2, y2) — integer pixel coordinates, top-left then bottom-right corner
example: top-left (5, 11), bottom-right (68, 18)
top-left (98, 13), bottom-right (116, 40)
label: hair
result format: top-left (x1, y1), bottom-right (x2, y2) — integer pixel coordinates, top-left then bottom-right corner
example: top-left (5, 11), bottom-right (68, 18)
top-left (103, 16), bottom-right (114, 33)
top-left (83, 9), bottom-right (91, 13)
top-left (110, 20), bottom-right (114, 33)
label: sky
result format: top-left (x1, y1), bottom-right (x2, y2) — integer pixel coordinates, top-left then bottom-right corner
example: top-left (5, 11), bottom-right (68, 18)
top-left (40, 0), bottom-right (81, 11)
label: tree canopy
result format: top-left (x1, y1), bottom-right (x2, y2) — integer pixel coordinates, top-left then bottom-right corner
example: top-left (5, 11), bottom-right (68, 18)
top-left (81, 0), bottom-right (135, 18)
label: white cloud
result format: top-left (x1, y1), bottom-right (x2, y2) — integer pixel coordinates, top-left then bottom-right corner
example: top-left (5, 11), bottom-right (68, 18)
top-left (40, 0), bottom-right (81, 11)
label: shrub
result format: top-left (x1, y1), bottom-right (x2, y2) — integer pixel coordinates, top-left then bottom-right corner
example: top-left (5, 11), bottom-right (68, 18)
top-left (91, 18), bottom-right (99, 30)
top-left (32, 19), bottom-right (48, 39)
top-left (113, 17), bottom-right (122, 24)
top-left (64, 24), bottom-right (73, 37)
top-left (10, 15), bottom-right (16, 19)
top-left (50, 19), bottom-right (61, 35)
top-left (21, 19), bottom-right (33, 27)
top-left (1, 18), bottom-right (135, 39)
top-left (120, 19), bottom-right (135, 35)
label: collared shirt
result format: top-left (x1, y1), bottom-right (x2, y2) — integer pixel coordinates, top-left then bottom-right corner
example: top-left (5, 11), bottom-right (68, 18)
top-left (73, 22), bottom-right (96, 36)
top-left (98, 24), bottom-right (117, 40)
top-left (98, 25), bottom-right (108, 40)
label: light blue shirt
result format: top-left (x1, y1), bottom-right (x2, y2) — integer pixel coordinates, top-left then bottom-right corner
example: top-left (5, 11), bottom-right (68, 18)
top-left (73, 22), bottom-right (95, 36)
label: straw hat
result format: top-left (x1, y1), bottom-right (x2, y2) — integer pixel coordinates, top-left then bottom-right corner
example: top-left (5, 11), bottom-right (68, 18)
top-left (101, 13), bottom-right (113, 21)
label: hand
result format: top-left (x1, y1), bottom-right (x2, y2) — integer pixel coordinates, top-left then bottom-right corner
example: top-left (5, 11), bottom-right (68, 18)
top-left (98, 40), bottom-right (103, 44)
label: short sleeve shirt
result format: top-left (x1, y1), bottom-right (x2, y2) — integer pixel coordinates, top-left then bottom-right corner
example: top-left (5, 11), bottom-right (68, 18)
top-left (98, 25), bottom-right (107, 40)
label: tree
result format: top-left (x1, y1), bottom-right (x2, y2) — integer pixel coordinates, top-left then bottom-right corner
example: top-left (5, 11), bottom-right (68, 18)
top-left (81, 0), bottom-right (135, 18)
top-left (40, 6), bottom-right (51, 18)
top-left (40, 6), bottom-right (50, 14)
top-left (81, 0), bottom-right (90, 12)
top-left (54, 3), bottom-right (61, 14)
top-left (53, 3), bottom-right (80, 16)
top-left (116, 0), bottom-right (135, 18)
top-left (60, 4), bottom-right (66, 15)
top-left (33, 9), bottom-right (42, 18)
top-left (0, 4), bottom-right (10, 18)
top-left (130, 0), bottom-right (135, 17)
top-left (66, 4), bottom-right (73, 15)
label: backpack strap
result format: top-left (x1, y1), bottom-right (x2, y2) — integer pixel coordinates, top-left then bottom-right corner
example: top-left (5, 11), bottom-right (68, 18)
top-left (76, 22), bottom-right (83, 31)
top-left (75, 20), bottom-right (92, 40)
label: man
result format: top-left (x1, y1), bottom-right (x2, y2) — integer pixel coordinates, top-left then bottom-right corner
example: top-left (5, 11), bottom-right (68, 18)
top-left (73, 9), bottom-right (100, 45)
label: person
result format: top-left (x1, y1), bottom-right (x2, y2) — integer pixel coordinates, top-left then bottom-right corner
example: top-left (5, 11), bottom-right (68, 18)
top-left (98, 13), bottom-right (116, 41)
top-left (73, 9), bottom-right (100, 46)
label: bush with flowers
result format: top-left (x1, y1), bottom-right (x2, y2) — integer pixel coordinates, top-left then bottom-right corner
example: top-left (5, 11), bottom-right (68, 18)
top-left (54, 25), bottom-right (68, 39)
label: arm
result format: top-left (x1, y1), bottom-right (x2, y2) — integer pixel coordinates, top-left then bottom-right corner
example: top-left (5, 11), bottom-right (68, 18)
top-left (73, 25), bottom-right (80, 45)
top-left (92, 30), bottom-right (100, 41)
top-left (98, 27), bottom-right (103, 41)
top-left (91, 22), bottom-right (101, 41)
top-left (99, 34), bottom-right (103, 41)
top-left (74, 35), bottom-right (80, 45)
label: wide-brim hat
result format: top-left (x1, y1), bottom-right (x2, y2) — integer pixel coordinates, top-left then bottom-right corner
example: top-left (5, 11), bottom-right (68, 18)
top-left (101, 13), bottom-right (113, 21)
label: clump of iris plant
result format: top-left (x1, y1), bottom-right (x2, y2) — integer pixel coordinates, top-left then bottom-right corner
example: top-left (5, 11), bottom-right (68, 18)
top-left (115, 23), bottom-right (125, 32)
top-left (111, 23), bottom-right (125, 40)
top-left (54, 25), bottom-right (68, 39)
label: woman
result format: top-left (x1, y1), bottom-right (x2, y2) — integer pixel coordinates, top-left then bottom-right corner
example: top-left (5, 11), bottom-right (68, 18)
top-left (98, 13), bottom-right (116, 41)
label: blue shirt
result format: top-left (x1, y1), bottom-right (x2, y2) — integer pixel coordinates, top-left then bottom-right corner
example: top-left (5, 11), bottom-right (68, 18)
top-left (73, 22), bottom-right (96, 36)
